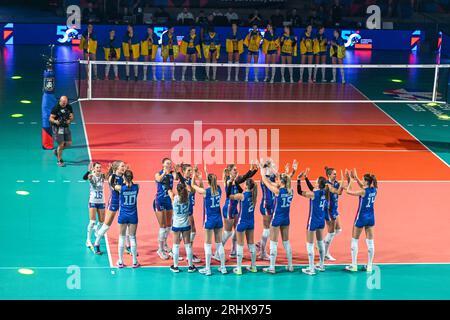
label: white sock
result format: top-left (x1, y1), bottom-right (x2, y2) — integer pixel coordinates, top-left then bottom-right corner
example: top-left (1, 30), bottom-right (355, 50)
top-left (281, 66), bottom-right (285, 80)
top-left (126, 64), bottom-right (130, 77)
top-left (282, 240), bottom-right (293, 267)
top-left (204, 243), bottom-right (212, 270)
top-left (289, 67), bottom-right (293, 81)
top-left (113, 65), bottom-right (118, 77)
top-left (217, 242), bottom-right (225, 268)
top-left (234, 64), bottom-right (239, 80)
top-left (87, 220), bottom-right (96, 242)
top-left (351, 238), bottom-right (359, 267)
top-left (212, 66), bottom-right (217, 79)
top-left (125, 228), bottom-right (130, 247)
top-left (340, 67), bottom-right (345, 82)
top-left (321, 67), bottom-right (325, 80)
top-left (317, 240), bottom-right (325, 267)
top-left (236, 244), bottom-right (244, 269)
top-left (94, 224), bottom-right (110, 246)
top-left (227, 61), bottom-right (232, 79)
top-left (308, 67), bottom-right (312, 80)
top-left (105, 64), bottom-right (110, 78)
top-left (366, 239), bottom-right (375, 268)
top-left (332, 68), bottom-right (336, 81)
top-left (118, 235), bottom-right (125, 264)
top-left (152, 66), bottom-right (156, 79)
top-left (269, 240), bottom-right (277, 270)
top-left (143, 65), bottom-right (147, 79)
top-left (324, 232), bottom-right (336, 256)
top-left (245, 67), bottom-right (249, 79)
top-left (313, 67), bottom-right (318, 80)
top-left (185, 243), bottom-right (193, 267)
top-left (158, 228), bottom-right (165, 251)
top-left (306, 242), bottom-right (315, 270)
top-left (205, 65), bottom-right (210, 78)
top-left (173, 243), bottom-right (180, 268)
top-left (261, 228), bottom-right (270, 254)
top-left (192, 66), bottom-right (196, 79)
top-left (300, 67), bottom-right (304, 81)
top-left (130, 235), bottom-right (137, 264)
top-left (271, 67), bottom-right (276, 81)
top-left (164, 227), bottom-right (171, 247)
top-left (182, 66), bottom-right (187, 78)
top-left (248, 243), bottom-right (256, 267)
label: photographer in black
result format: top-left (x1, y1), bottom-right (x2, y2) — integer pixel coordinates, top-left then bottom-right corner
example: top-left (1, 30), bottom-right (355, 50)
top-left (49, 96), bottom-right (74, 167)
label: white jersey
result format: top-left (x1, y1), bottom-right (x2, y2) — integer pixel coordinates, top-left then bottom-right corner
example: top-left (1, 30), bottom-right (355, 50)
top-left (172, 195), bottom-right (190, 228)
top-left (89, 174), bottom-right (105, 204)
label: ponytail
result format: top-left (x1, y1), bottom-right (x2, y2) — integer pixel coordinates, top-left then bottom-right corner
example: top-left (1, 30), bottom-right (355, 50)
top-left (106, 160), bottom-right (123, 179)
top-left (318, 176), bottom-right (330, 202)
top-left (177, 183), bottom-right (188, 204)
top-left (280, 173), bottom-right (292, 194)
top-left (246, 178), bottom-right (257, 205)
top-left (208, 173), bottom-right (218, 196)
top-left (363, 173), bottom-right (378, 188)
top-left (124, 169), bottom-right (133, 186)
top-left (324, 166), bottom-right (334, 177)
top-left (371, 175), bottom-right (378, 188)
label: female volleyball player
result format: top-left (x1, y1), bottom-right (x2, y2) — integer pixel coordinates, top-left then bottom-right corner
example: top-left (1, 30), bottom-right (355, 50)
top-left (330, 29), bottom-right (346, 83)
top-left (244, 23), bottom-right (262, 82)
top-left (122, 24), bottom-right (140, 81)
top-left (161, 26), bottom-right (179, 81)
top-left (79, 23), bottom-right (98, 80)
top-left (313, 26), bottom-right (328, 82)
top-left (259, 162), bottom-right (294, 274)
top-left (141, 26), bottom-right (159, 81)
top-left (191, 165), bottom-right (227, 276)
top-left (279, 26), bottom-right (297, 83)
top-left (226, 23), bottom-right (244, 82)
top-left (154, 158), bottom-right (178, 260)
top-left (299, 24), bottom-right (314, 83)
top-left (217, 163), bottom-right (258, 260)
top-left (180, 27), bottom-right (201, 81)
top-left (229, 178), bottom-right (258, 275)
top-left (298, 172), bottom-right (330, 276)
top-left (345, 169), bottom-right (377, 273)
top-left (83, 162), bottom-right (105, 249)
top-left (117, 170), bottom-right (140, 268)
top-left (323, 167), bottom-right (345, 261)
top-left (262, 23), bottom-right (279, 83)
top-left (103, 29), bottom-right (121, 80)
top-left (93, 160), bottom-right (126, 255)
top-left (202, 26), bottom-right (221, 81)
top-left (169, 183), bottom-right (197, 273)
top-left (176, 164), bottom-right (201, 263)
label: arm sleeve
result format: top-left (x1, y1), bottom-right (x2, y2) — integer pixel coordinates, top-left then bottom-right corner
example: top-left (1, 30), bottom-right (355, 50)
top-left (82, 171), bottom-right (90, 180)
top-left (177, 172), bottom-right (186, 185)
top-left (109, 174), bottom-right (116, 188)
top-left (163, 175), bottom-right (172, 191)
top-left (305, 177), bottom-right (314, 191)
top-left (235, 169), bottom-right (257, 184)
top-left (226, 181), bottom-right (233, 198)
top-left (297, 179), bottom-right (302, 195)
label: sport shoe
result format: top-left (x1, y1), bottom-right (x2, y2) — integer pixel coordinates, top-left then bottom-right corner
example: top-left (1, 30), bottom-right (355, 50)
top-left (345, 265), bottom-right (358, 272)
top-left (302, 267), bottom-right (316, 276)
top-left (325, 254), bottom-right (336, 261)
top-left (117, 261), bottom-right (125, 268)
top-left (246, 266), bottom-right (258, 273)
top-left (315, 264), bottom-right (326, 272)
top-left (260, 252), bottom-right (270, 261)
top-left (285, 265), bottom-right (294, 272)
top-left (199, 268), bottom-right (212, 276)
top-left (212, 252), bottom-right (221, 262)
top-left (262, 267), bottom-right (276, 274)
top-left (94, 245), bottom-right (102, 255)
top-left (233, 267), bottom-right (242, 275)
top-left (157, 249), bottom-right (169, 260)
top-left (218, 266), bottom-right (228, 274)
top-left (57, 160), bottom-right (65, 167)
top-left (132, 262), bottom-right (140, 268)
top-left (192, 255), bottom-right (201, 263)
top-left (188, 265), bottom-right (198, 273)
top-left (170, 265), bottom-right (180, 273)
top-left (363, 265), bottom-right (373, 273)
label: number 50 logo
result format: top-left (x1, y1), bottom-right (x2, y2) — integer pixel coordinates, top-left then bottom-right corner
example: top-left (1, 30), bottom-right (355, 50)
top-left (56, 25), bottom-right (79, 44)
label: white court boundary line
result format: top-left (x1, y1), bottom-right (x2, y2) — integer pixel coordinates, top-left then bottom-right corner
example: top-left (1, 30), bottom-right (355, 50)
top-left (350, 84), bottom-right (450, 168)
top-left (77, 85), bottom-right (114, 269)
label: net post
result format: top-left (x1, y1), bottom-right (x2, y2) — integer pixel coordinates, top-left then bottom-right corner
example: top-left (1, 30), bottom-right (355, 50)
top-left (87, 61), bottom-right (92, 100)
top-left (432, 63), bottom-right (439, 102)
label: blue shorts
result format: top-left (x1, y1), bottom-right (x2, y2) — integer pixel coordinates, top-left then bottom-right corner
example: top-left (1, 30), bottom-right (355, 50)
top-left (236, 221), bottom-right (254, 232)
top-left (118, 214), bottom-right (138, 225)
top-left (108, 202), bottom-right (119, 212)
top-left (204, 216), bottom-right (223, 230)
top-left (89, 203), bottom-right (105, 209)
top-left (271, 215), bottom-right (290, 227)
top-left (280, 52), bottom-right (293, 57)
top-left (307, 218), bottom-right (325, 231)
top-left (172, 225), bottom-right (191, 232)
top-left (186, 47), bottom-right (197, 55)
top-left (154, 197), bottom-right (173, 212)
top-left (266, 49), bottom-right (277, 55)
top-left (169, 49), bottom-right (174, 56)
top-left (260, 204), bottom-right (274, 216)
top-left (355, 216), bottom-right (375, 228)
top-left (325, 210), bottom-right (339, 221)
top-left (315, 51), bottom-right (327, 56)
top-left (303, 52), bottom-right (313, 56)
top-left (248, 50), bottom-right (259, 56)
top-left (222, 205), bottom-right (238, 219)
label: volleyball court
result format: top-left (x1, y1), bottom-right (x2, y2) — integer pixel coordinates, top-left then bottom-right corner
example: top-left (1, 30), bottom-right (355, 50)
top-left (78, 61), bottom-right (450, 268)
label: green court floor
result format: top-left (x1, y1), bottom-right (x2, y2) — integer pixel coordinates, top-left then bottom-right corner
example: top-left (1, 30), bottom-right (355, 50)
top-left (1, 45), bottom-right (449, 299)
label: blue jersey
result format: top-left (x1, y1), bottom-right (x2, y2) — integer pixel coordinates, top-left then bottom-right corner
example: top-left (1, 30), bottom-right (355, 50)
top-left (272, 188), bottom-right (293, 227)
top-left (204, 187), bottom-right (222, 217)
top-left (327, 180), bottom-right (340, 213)
top-left (109, 174), bottom-right (124, 205)
top-left (119, 184), bottom-right (139, 216)
top-left (238, 191), bottom-right (255, 224)
top-left (155, 170), bottom-right (173, 199)
top-left (260, 174), bottom-right (276, 209)
top-left (185, 178), bottom-right (195, 208)
top-left (355, 187), bottom-right (377, 226)
top-left (223, 178), bottom-right (239, 219)
top-left (308, 189), bottom-right (327, 228)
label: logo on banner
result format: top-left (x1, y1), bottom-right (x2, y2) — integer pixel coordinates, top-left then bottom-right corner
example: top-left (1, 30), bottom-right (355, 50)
top-left (56, 5), bottom-right (81, 45)
top-left (383, 88), bottom-right (442, 101)
top-left (341, 30), bottom-right (372, 49)
top-left (3, 23), bottom-right (14, 45)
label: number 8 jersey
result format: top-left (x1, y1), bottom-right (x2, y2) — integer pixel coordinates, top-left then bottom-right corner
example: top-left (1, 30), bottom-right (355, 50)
top-left (354, 187), bottom-right (377, 228)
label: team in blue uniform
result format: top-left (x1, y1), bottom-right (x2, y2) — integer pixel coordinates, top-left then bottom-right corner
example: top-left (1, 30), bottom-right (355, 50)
top-left (345, 170), bottom-right (377, 273)
top-left (116, 170), bottom-right (140, 268)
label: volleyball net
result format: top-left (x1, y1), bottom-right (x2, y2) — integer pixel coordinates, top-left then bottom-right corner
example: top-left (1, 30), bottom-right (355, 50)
top-left (78, 60), bottom-right (450, 104)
